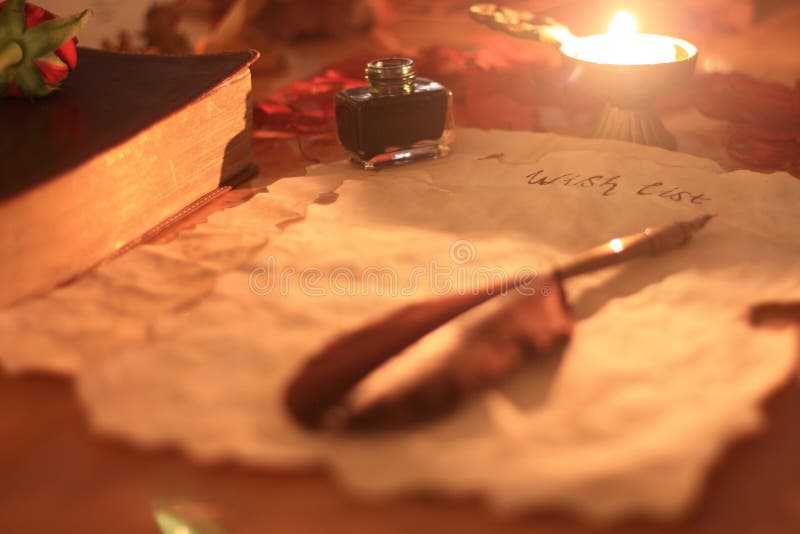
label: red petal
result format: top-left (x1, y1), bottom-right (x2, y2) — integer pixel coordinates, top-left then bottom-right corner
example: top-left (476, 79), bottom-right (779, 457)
top-left (730, 122), bottom-right (798, 143)
top-left (694, 73), bottom-right (800, 126)
top-left (18, 3), bottom-right (79, 70)
top-left (727, 136), bottom-right (800, 170)
top-left (54, 39), bottom-right (78, 70)
top-left (34, 58), bottom-right (69, 85)
top-left (788, 159), bottom-right (800, 179)
top-left (4, 83), bottom-right (23, 97)
top-left (24, 3), bottom-right (57, 27)
top-left (253, 101), bottom-right (294, 132)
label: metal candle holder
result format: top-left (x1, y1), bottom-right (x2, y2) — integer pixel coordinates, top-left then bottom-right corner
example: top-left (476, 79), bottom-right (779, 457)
top-left (470, 4), bottom-right (698, 150)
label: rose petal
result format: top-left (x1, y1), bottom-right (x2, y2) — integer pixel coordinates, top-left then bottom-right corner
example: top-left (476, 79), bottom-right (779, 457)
top-left (727, 135), bottom-right (800, 170)
top-left (253, 101), bottom-right (294, 132)
top-left (34, 57), bottom-right (69, 85)
top-left (24, 2), bottom-right (57, 27)
top-left (730, 122), bottom-right (798, 143)
top-left (695, 73), bottom-right (800, 126)
top-left (4, 83), bottom-right (23, 97)
top-left (54, 39), bottom-right (78, 70)
top-left (788, 159), bottom-right (800, 178)
top-left (2, 2), bottom-right (80, 71)
top-left (253, 44), bottom-right (553, 139)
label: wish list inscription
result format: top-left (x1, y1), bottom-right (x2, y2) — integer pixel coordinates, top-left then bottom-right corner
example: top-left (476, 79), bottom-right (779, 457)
top-left (525, 169), bottom-right (711, 206)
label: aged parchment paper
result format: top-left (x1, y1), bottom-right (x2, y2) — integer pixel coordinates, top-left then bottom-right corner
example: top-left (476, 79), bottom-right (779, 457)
top-left (3, 130), bottom-right (799, 521)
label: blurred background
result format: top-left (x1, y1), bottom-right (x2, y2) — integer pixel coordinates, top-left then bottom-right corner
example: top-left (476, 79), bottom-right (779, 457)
top-left (36, 1), bottom-right (800, 177)
top-left (44, 0), bottom-right (799, 83)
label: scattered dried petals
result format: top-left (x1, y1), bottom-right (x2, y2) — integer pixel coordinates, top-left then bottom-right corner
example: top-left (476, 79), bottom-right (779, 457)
top-left (694, 73), bottom-right (800, 126)
top-left (253, 46), bottom-right (800, 179)
top-left (252, 42), bottom-right (559, 143)
top-left (727, 135), bottom-right (800, 171)
top-left (694, 73), bottom-right (800, 177)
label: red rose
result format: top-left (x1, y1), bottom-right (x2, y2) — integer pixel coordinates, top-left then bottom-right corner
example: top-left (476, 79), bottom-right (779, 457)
top-left (0, 0), bottom-right (91, 98)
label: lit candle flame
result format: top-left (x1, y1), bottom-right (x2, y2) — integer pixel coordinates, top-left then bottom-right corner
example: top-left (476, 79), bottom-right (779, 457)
top-left (561, 10), bottom-right (677, 65)
top-left (608, 11), bottom-right (638, 35)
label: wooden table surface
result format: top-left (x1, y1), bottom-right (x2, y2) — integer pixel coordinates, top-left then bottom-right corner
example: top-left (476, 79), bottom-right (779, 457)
top-left (3, 3), bottom-right (800, 532)
top-left (2, 155), bottom-right (799, 534)
top-left (1, 364), bottom-right (799, 534)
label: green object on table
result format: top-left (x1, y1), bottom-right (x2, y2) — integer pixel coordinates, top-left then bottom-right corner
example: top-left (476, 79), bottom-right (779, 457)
top-left (0, 0), bottom-right (91, 97)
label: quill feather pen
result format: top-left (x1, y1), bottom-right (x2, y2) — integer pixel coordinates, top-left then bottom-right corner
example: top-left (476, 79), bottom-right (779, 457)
top-left (285, 215), bottom-right (712, 431)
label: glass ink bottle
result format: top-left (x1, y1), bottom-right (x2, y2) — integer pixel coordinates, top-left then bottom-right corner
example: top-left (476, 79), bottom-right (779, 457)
top-left (335, 57), bottom-right (454, 169)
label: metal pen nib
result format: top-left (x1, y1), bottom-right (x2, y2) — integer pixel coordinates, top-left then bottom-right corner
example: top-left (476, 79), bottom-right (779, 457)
top-left (555, 214), bottom-right (714, 280)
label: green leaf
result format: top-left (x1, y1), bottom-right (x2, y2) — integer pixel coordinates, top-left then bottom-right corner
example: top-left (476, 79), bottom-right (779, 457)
top-left (12, 60), bottom-right (53, 97)
top-left (0, 40), bottom-right (22, 73)
top-left (23, 8), bottom-right (91, 58)
top-left (0, 47), bottom-right (12, 88)
top-left (2, 0), bottom-right (26, 10)
top-left (0, 0), bottom-right (27, 41)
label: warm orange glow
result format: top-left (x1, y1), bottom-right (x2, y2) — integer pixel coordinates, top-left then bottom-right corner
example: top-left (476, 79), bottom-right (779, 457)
top-left (561, 11), bottom-right (678, 65)
top-left (608, 11), bottom-right (637, 34)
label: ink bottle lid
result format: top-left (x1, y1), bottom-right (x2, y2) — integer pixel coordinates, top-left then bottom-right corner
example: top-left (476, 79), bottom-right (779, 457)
top-left (334, 57), bottom-right (454, 170)
top-left (365, 57), bottom-right (416, 94)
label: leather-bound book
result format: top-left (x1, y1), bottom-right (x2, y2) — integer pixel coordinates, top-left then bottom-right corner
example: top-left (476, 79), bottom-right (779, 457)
top-left (0, 48), bottom-right (258, 306)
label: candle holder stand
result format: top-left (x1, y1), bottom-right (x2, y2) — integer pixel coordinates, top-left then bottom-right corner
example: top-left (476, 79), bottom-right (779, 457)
top-left (470, 4), bottom-right (698, 151)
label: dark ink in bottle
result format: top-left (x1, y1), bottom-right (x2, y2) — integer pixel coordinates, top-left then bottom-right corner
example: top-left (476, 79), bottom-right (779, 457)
top-left (335, 58), bottom-right (454, 169)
